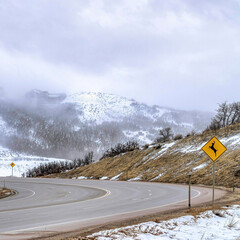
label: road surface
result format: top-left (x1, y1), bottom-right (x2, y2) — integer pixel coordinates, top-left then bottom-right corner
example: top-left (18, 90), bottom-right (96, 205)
top-left (0, 177), bottom-right (225, 240)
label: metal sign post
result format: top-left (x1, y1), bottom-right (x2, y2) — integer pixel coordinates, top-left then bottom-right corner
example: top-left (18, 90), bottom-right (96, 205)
top-left (201, 136), bottom-right (227, 210)
top-left (10, 162), bottom-right (15, 177)
top-left (188, 173), bottom-right (191, 208)
top-left (232, 170), bottom-right (235, 192)
top-left (212, 161), bottom-right (215, 209)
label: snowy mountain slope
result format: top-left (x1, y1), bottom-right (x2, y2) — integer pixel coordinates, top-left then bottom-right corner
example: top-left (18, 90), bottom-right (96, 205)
top-left (62, 92), bottom-right (212, 128)
top-left (0, 90), bottom-right (213, 161)
top-left (0, 145), bottom-right (70, 177)
top-left (24, 90), bottom-right (212, 134)
top-left (63, 92), bottom-right (170, 124)
top-left (0, 145), bottom-right (19, 158)
top-left (0, 116), bottom-right (15, 136)
top-left (62, 92), bottom-right (213, 144)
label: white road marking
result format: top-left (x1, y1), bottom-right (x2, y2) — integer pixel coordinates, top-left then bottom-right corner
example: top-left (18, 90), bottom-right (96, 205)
top-left (0, 187), bottom-right (202, 235)
top-left (10, 186), bottom-right (35, 200)
top-left (0, 182), bottom-right (111, 213)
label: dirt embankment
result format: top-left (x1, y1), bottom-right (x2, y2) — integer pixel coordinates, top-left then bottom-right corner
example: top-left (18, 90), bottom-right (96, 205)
top-left (50, 124), bottom-right (240, 188)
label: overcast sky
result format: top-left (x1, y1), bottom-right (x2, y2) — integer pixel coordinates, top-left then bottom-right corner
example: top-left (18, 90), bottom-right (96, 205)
top-left (0, 0), bottom-right (239, 111)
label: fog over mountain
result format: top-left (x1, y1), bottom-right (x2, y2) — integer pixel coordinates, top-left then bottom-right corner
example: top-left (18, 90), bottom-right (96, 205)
top-left (0, 1), bottom-right (239, 111)
top-left (0, 89), bottom-right (213, 161)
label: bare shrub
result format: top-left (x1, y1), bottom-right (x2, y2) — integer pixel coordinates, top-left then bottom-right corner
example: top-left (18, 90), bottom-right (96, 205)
top-left (155, 144), bottom-right (162, 150)
top-left (207, 101), bottom-right (240, 131)
top-left (143, 144), bottom-right (149, 149)
top-left (174, 134), bottom-right (183, 140)
top-left (101, 141), bottom-right (139, 159)
top-left (155, 127), bottom-right (173, 143)
top-left (26, 151), bottom-right (94, 177)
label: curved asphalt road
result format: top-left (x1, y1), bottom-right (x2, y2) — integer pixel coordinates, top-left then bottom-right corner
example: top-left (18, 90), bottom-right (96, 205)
top-left (0, 177), bottom-right (225, 240)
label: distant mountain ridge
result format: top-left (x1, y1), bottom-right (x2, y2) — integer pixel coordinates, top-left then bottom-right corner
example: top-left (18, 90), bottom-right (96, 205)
top-left (0, 89), bottom-right (213, 160)
top-left (26, 90), bottom-right (212, 129)
top-left (25, 89), bottom-right (66, 105)
top-left (62, 92), bottom-right (171, 124)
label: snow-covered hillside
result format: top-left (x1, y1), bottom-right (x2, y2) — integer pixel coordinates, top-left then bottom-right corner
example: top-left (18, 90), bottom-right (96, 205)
top-left (0, 145), bottom-right (70, 177)
top-left (62, 92), bottom-right (213, 140)
top-left (62, 92), bottom-right (212, 128)
top-left (63, 92), bottom-right (170, 124)
top-left (0, 116), bottom-right (15, 136)
top-left (0, 90), bottom-right (213, 161)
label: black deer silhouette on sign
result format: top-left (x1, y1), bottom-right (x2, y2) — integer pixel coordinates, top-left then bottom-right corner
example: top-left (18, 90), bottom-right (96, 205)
top-left (209, 141), bottom-right (217, 156)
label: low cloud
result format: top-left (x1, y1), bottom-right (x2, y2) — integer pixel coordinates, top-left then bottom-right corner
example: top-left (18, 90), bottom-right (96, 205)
top-left (0, 0), bottom-right (239, 110)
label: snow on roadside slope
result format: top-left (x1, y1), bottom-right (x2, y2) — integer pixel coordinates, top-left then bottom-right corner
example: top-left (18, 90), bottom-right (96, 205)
top-left (110, 173), bottom-right (122, 181)
top-left (221, 133), bottom-right (240, 149)
top-left (89, 205), bottom-right (240, 240)
top-left (178, 133), bottom-right (240, 154)
top-left (143, 142), bottom-right (176, 164)
top-left (0, 145), bottom-right (70, 177)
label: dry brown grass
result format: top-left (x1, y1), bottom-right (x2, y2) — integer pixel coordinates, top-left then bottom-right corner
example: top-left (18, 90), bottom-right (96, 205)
top-left (0, 188), bottom-right (13, 199)
top-left (52, 123), bottom-right (240, 188)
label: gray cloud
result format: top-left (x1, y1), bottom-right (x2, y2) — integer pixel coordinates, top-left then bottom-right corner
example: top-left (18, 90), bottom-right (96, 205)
top-left (0, 0), bottom-right (240, 110)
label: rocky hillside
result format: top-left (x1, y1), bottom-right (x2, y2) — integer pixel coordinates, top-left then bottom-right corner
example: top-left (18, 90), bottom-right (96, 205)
top-left (0, 89), bottom-right (213, 160)
top-left (56, 124), bottom-right (240, 188)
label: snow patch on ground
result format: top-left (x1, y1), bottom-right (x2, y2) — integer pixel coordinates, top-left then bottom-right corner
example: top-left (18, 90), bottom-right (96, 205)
top-left (100, 176), bottom-right (109, 180)
top-left (128, 174), bottom-right (142, 181)
top-left (150, 173), bottom-right (164, 181)
top-left (192, 163), bottom-right (208, 171)
top-left (110, 173), bottom-right (123, 181)
top-left (221, 133), bottom-right (240, 148)
top-left (89, 205), bottom-right (240, 240)
top-left (78, 176), bottom-right (88, 180)
top-left (143, 142), bottom-right (176, 164)
top-left (179, 143), bottom-right (205, 153)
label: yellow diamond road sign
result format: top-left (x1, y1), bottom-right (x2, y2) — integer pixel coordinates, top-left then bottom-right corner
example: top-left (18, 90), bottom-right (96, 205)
top-left (10, 162), bottom-right (15, 168)
top-left (202, 136), bottom-right (227, 161)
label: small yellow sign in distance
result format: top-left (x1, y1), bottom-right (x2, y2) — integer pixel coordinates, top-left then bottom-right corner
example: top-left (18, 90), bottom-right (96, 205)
top-left (201, 136), bottom-right (227, 161)
top-left (10, 162), bottom-right (15, 168)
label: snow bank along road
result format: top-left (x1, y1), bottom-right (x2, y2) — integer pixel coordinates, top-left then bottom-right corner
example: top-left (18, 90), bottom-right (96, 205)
top-left (0, 178), bottom-right (226, 240)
